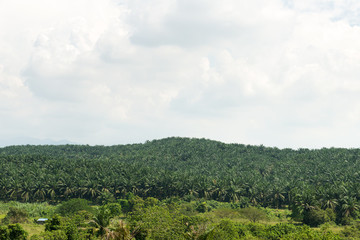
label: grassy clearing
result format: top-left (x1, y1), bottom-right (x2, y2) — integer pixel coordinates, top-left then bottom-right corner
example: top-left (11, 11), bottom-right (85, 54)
top-left (20, 222), bottom-right (45, 238)
top-left (0, 201), bottom-right (53, 238)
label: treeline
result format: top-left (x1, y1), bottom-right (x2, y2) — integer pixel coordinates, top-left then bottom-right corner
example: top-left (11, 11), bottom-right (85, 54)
top-left (1, 137), bottom-right (360, 224)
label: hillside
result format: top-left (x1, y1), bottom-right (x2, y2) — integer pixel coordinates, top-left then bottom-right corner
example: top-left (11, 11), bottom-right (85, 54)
top-left (1, 137), bottom-right (360, 213)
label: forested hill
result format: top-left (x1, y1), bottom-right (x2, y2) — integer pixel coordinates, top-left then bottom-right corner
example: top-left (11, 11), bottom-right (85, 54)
top-left (1, 137), bottom-right (360, 209)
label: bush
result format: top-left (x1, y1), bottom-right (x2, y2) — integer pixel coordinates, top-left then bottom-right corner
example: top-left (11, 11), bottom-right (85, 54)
top-left (179, 202), bottom-right (197, 216)
top-left (196, 202), bottom-right (208, 213)
top-left (44, 214), bottom-right (89, 240)
top-left (129, 205), bottom-right (187, 240)
top-left (231, 197), bottom-right (250, 209)
top-left (264, 223), bottom-right (299, 239)
top-left (128, 196), bottom-right (145, 212)
top-left (0, 225), bottom-right (9, 240)
top-left (234, 223), bottom-right (342, 240)
top-left (206, 219), bottom-right (240, 240)
top-left (239, 207), bottom-right (267, 223)
top-left (104, 203), bottom-right (122, 218)
top-left (144, 197), bottom-right (159, 207)
top-left (118, 199), bottom-right (131, 215)
top-left (280, 225), bottom-right (341, 240)
top-left (7, 224), bottom-right (28, 240)
top-left (242, 223), bottom-right (266, 238)
top-left (45, 215), bottom-right (63, 232)
top-left (303, 208), bottom-right (336, 227)
top-left (1, 207), bottom-right (28, 224)
top-left (57, 199), bottom-right (92, 216)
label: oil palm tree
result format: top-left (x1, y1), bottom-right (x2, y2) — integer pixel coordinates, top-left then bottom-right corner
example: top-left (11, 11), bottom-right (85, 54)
top-left (91, 206), bottom-right (111, 238)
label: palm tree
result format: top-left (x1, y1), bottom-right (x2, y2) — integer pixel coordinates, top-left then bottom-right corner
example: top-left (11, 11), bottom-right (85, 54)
top-left (81, 181), bottom-right (100, 201)
top-left (19, 181), bottom-right (33, 202)
top-left (339, 196), bottom-right (359, 218)
top-left (289, 190), bottom-right (317, 221)
top-left (91, 207), bottom-right (111, 238)
top-left (46, 180), bottom-right (58, 200)
top-left (224, 180), bottom-right (242, 203)
top-left (270, 186), bottom-right (286, 209)
top-left (58, 178), bottom-right (75, 200)
top-left (33, 183), bottom-right (47, 202)
top-left (7, 178), bottom-right (21, 201)
top-left (319, 191), bottom-right (338, 210)
top-left (106, 220), bottom-right (137, 240)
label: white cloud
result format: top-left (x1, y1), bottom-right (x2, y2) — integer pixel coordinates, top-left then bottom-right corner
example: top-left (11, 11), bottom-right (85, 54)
top-left (129, 0), bottom-right (294, 48)
top-left (1, 0), bottom-right (360, 148)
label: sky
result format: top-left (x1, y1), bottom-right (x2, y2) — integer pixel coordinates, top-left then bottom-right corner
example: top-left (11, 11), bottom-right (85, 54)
top-left (1, 0), bottom-right (360, 148)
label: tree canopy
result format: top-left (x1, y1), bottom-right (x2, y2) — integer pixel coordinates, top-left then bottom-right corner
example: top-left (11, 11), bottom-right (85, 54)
top-left (1, 137), bottom-right (360, 224)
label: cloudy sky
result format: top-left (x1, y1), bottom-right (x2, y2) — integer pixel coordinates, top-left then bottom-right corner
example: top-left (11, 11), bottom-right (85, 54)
top-left (1, 0), bottom-right (360, 148)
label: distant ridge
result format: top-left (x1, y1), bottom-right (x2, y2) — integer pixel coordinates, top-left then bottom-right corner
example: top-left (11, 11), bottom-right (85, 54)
top-left (0, 137), bottom-right (76, 147)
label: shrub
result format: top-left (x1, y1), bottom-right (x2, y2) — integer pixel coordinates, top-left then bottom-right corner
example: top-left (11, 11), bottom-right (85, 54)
top-left (144, 197), bottom-right (159, 208)
top-left (206, 219), bottom-right (240, 240)
top-left (104, 203), bottom-right (122, 218)
top-left (45, 215), bottom-right (63, 232)
top-left (129, 205), bottom-right (187, 240)
top-left (57, 199), bottom-right (92, 216)
top-left (231, 197), bottom-right (250, 209)
top-left (242, 223), bottom-right (266, 238)
top-left (196, 202), bottom-right (208, 213)
top-left (118, 199), bottom-right (131, 214)
top-left (1, 207), bottom-right (28, 224)
top-left (239, 207), bottom-right (267, 223)
top-left (0, 225), bottom-right (9, 240)
top-left (303, 208), bottom-right (335, 227)
top-left (7, 224), bottom-right (28, 240)
top-left (44, 214), bottom-right (88, 240)
top-left (264, 223), bottom-right (298, 239)
top-left (179, 202), bottom-right (197, 216)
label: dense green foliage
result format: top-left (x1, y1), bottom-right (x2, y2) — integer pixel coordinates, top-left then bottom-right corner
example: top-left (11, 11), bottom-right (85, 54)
top-left (1, 197), bottom-right (360, 239)
top-left (1, 207), bottom-right (28, 224)
top-left (57, 199), bottom-right (92, 217)
top-left (2, 137), bottom-right (360, 226)
top-left (0, 224), bottom-right (27, 240)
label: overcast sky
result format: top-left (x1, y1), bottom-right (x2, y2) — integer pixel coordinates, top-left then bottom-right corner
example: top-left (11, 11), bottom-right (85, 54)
top-left (1, 0), bottom-right (360, 148)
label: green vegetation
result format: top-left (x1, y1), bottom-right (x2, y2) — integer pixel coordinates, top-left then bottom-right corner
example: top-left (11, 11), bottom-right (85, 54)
top-left (0, 197), bottom-right (357, 239)
top-left (2, 137), bottom-right (360, 238)
top-left (239, 207), bottom-right (268, 223)
top-left (57, 199), bottom-right (92, 217)
top-left (2, 207), bottom-right (28, 224)
top-left (0, 223), bottom-right (28, 240)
